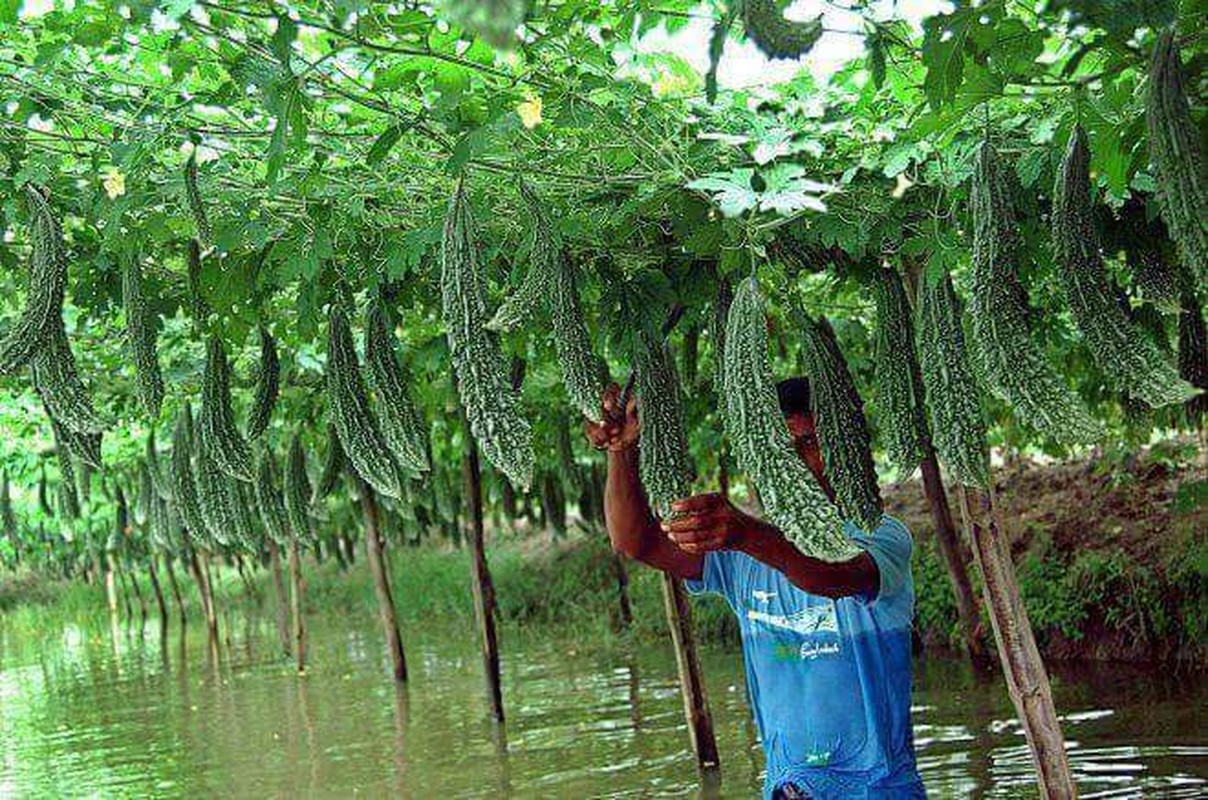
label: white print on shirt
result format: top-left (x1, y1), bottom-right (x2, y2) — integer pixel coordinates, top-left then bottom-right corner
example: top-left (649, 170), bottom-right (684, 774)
top-left (745, 601), bottom-right (838, 636)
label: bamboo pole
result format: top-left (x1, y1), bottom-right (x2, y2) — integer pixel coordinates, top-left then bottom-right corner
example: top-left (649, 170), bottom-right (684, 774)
top-left (919, 449), bottom-right (989, 666)
top-left (360, 479), bottom-right (408, 683)
top-left (147, 557), bottom-right (169, 632)
top-left (957, 485), bottom-right (1076, 799)
top-left (661, 574), bottom-right (720, 772)
top-left (164, 554), bottom-right (188, 627)
top-left (462, 425), bottom-right (504, 722)
top-left (287, 534), bottom-right (306, 673)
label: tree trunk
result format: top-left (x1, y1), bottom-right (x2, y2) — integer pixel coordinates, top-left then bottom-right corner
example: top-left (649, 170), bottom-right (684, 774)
top-left (463, 429), bottom-right (504, 722)
top-left (360, 480), bottom-right (408, 683)
top-left (957, 486), bottom-right (1076, 800)
top-left (267, 540), bottom-right (292, 657)
top-left (661, 574), bottom-right (720, 772)
top-left (919, 449), bottom-right (989, 666)
top-left (164, 554), bottom-right (187, 627)
top-left (147, 557), bottom-right (169, 632)
top-left (288, 534), bottom-right (306, 673)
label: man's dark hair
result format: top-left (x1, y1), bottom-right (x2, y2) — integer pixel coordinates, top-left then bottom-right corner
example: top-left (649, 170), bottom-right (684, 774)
top-left (776, 377), bottom-right (813, 417)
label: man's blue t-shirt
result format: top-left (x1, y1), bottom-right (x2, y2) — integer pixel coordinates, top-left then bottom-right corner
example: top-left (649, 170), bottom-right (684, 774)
top-left (685, 516), bottom-right (925, 799)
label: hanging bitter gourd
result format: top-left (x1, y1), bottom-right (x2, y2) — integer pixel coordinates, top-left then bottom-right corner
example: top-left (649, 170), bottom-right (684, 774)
top-left (185, 151), bottom-right (212, 250)
top-left (326, 306), bottom-right (402, 499)
top-left (364, 299), bottom-right (429, 474)
top-left (52, 429), bottom-right (80, 521)
top-left (47, 412), bottom-right (102, 471)
top-left (1052, 126), bottom-right (1197, 408)
top-left (724, 278), bottom-right (857, 560)
top-left (969, 140), bottom-right (1103, 444)
top-left (0, 185), bottom-right (67, 376)
top-left (741, 0), bottom-right (822, 60)
top-left (246, 326), bottom-right (279, 440)
top-left (801, 316), bottom-right (883, 532)
top-left (170, 404), bottom-right (209, 546)
top-left (31, 318), bottom-right (108, 435)
top-left (313, 420), bottom-right (344, 503)
top-left (551, 250), bottom-right (605, 421)
top-left (710, 277), bottom-right (734, 405)
top-left (442, 179), bottom-right (533, 489)
top-left (285, 434), bottom-right (316, 544)
top-left (199, 337), bottom-right (254, 481)
top-left (635, 333), bottom-right (694, 516)
top-left (1146, 31), bottom-right (1206, 286)
top-left (915, 272), bottom-right (990, 488)
top-left (254, 449), bottom-right (290, 547)
top-left (195, 438), bottom-right (236, 548)
top-left (870, 268), bottom-right (929, 475)
top-left (0, 473), bottom-right (15, 547)
top-left (486, 180), bottom-right (556, 334)
top-left (122, 257), bottom-right (164, 419)
top-left (39, 466), bottom-right (53, 518)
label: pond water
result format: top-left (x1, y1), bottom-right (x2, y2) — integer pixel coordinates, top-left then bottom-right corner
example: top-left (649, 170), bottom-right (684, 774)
top-left (1, 602), bottom-right (1204, 799)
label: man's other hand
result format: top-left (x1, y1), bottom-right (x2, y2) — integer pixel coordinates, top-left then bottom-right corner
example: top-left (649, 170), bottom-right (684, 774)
top-left (660, 493), bottom-right (760, 553)
top-left (584, 383), bottom-right (639, 452)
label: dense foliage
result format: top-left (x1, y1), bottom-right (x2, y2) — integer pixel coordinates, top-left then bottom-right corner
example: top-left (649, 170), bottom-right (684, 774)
top-left (0, 0), bottom-right (1203, 572)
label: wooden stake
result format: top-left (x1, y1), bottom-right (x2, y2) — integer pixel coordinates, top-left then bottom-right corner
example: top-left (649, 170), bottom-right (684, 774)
top-left (957, 485), bottom-right (1076, 799)
top-left (360, 479), bottom-right (408, 683)
top-left (147, 557), bottom-right (169, 632)
top-left (919, 449), bottom-right (989, 666)
top-left (462, 426), bottom-right (504, 722)
top-left (661, 573), bottom-right (720, 772)
top-left (287, 534), bottom-right (306, 673)
top-left (164, 554), bottom-right (187, 627)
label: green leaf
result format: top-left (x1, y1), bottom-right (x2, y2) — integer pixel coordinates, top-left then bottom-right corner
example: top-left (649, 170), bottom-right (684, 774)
top-left (367, 122), bottom-right (411, 165)
top-left (921, 7), bottom-right (975, 109)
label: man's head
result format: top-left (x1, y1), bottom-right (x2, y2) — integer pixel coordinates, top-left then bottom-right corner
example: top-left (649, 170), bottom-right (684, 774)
top-left (776, 378), bottom-right (829, 491)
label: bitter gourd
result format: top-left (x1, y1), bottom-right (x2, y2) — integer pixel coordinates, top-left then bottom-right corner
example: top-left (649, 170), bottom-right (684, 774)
top-left (1146, 31), bottom-right (1206, 287)
top-left (442, 179), bottom-right (534, 489)
top-left (970, 140), bottom-right (1103, 444)
top-left (122, 257), bottom-right (164, 419)
top-left (636, 333), bottom-right (694, 516)
top-left (246, 326), bottom-right (279, 440)
top-left (199, 337), bottom-right (254, 481)
top-left (364, 299), bottom-right (429, 474)
top-left (741, 0), bottom-right (823, 59)
top-left (724, 277), bottom-right (858, 561)
top-left (915, 272), bottom-right (989, 488)
top-left (325, 305), bottom-right (402, 499)
top-left (1052, 126), bottom-right (1196, 408)
top-left (801, 316), bottom-right (883, 532)
top-left (285, 434), bottom-right (316, 544)
top-left (254, 449), bottom-right (290, 547)
top-left (0, 186), bottom-right (66, 376)
top-left (869, 268), bottom-right (929, 475)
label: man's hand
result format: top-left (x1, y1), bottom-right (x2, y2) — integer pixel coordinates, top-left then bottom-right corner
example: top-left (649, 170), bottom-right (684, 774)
top-left (660, 493), bottom-right (766, 554)
top-left (584, 383), bottom-right (639, 452)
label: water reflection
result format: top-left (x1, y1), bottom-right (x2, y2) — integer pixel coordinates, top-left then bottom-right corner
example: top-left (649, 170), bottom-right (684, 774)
top-left (0, 604), bottom-right (1203, 799)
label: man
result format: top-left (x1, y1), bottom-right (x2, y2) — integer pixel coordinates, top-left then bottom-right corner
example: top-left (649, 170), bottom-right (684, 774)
top-left (584, 378), bottom-right (925, 799)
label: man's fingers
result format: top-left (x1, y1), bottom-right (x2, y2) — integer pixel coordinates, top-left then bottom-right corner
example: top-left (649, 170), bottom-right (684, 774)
top-left (670, 492), bottom-right (725, 514)
top-left (660, 512), bottom-right (723, 533)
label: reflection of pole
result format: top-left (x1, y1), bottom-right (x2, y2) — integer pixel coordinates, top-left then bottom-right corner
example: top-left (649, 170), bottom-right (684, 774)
top-left (661, 574), bottom-right (719, 772)
top-left (360, 478), bottom-right (408, 683)
top-left (391, 686), bottom-right (409, 797)
top-left (462, 416), bottom-right (504, 722)
top-left (266, 540), bottom-right (292, 657)
top-left (288, 534), bottom-right (306, 673)
top-left (957, 485), bottom-right (1075, 799)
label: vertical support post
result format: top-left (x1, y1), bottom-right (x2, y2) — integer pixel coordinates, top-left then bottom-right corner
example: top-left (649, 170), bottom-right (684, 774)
top-left (462, 424), bottom-right (504, 722)
top-left (164, 554), bottom-right (188, 627)
top-left (148, 557), bottom-right (169, 632)
top-left (919, 450), bottom-right (989, 666)
top-left (661, 573), bottom-right (720, 772)
top-left (957, 485), bottom-right (1075, 799)
top-left (360, 480), bottom-right (408, 683)
top-left (288, 534), bottom-right (306, 673)
top-left (189, 548), bottom-right (219, 643)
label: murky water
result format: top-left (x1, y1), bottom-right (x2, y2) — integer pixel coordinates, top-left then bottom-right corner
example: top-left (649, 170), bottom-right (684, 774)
top-left (1, 604), bottom-right (1204, 799)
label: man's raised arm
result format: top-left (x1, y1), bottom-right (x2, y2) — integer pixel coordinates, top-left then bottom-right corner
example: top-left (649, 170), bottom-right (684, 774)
top-left (584, 385), bottom-right (703, 581)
